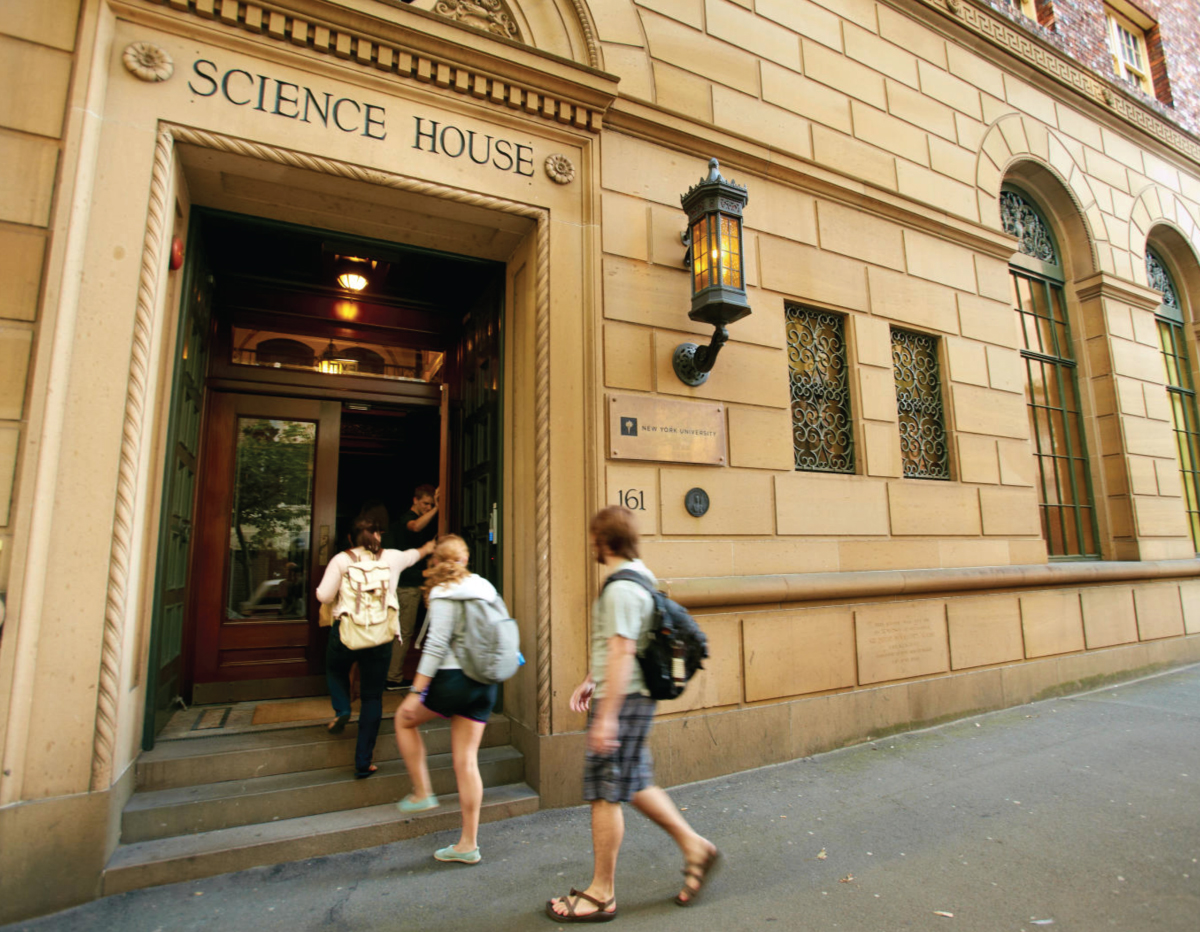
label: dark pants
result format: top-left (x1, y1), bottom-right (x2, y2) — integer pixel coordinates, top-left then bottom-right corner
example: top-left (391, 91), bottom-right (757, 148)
top-left (326, 622), bottom-right (392, 775)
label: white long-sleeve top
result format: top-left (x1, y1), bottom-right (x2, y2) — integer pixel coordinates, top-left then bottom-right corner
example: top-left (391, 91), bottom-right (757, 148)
top-left (416, 573), bottom-right (499, 679)
top-left (315, 547), bottom-right (424, 613)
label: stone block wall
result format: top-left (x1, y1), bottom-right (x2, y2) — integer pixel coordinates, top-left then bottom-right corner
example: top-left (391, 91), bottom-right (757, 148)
top-left (596, 1), bottom-right (1200, 576)
top-left (626, 577), bottom-right (1200, 791)
top-left (0, 0), bottom-right (81, 624)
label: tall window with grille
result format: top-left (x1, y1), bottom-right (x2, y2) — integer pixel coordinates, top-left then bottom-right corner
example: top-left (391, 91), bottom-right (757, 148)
top-left (786, 304), bottom-right (854, 473)
top-left (1147, 247), bottom-right (1200, 551)
top-left (1002, 187), bottom-right (1099, 557)
top-left (891, 327), bottom-right (949, 479)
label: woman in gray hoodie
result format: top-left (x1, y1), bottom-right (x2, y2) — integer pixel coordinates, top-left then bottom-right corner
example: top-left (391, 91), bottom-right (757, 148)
top-left (393, 534), bottom-right (499, 864)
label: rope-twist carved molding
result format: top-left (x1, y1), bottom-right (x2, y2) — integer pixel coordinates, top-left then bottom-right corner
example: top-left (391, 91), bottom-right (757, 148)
top-left (92, 128), bottom-right (175, 791)
top-left (90, 124), bottom-right (555, 786)
top-left (534, 211), bottom-right (552, 735)
top-left (566, 0), bottom-right (600, 70)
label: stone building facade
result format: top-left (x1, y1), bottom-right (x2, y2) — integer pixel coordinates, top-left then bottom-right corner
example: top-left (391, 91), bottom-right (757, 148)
top-left (3, 0), bottom-right (1200, 921)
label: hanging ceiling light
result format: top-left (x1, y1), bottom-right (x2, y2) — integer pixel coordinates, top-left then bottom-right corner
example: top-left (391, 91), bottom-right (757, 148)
top-left (335, 256), bottom-right (371, 292)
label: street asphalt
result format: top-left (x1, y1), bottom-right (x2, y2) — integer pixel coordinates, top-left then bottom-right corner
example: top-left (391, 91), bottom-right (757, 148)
top-left (7, 663), bottom-right (1199, 932)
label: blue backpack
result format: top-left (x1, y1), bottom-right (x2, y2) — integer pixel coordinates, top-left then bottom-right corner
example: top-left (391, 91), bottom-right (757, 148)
top-left (602, 570), bottom-right (709, 701)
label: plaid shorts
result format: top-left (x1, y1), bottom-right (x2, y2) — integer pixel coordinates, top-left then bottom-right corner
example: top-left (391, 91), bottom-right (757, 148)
top-left (582, 693), bottom-right (657, 803)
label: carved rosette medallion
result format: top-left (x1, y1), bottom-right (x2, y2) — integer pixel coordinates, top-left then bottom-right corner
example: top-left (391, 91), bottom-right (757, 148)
top-left (945, 0), bottom-right (961, 14)
top-left (544, 154), bottom-right (576, 185)
top-left (434, 0), bottom-right (522, 42)
top-left (123, 42), bottom-right (174, 83)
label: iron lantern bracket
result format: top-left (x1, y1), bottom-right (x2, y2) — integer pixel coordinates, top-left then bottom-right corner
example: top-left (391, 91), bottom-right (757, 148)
top-left (673, 325), bottom-right (730, 387)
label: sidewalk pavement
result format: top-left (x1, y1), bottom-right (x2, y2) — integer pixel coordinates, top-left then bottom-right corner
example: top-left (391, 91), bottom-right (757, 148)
top-left (8, 664), bottom-right (1199, 932)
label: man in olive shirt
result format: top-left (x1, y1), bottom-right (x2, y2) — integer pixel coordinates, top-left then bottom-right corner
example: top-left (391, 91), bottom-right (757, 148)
top-left (545, 506), bottom-right (719, 921)
top-left (386, 484), bottom-right (438, 689)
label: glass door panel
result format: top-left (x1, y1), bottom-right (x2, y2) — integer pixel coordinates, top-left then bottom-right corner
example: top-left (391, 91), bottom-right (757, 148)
top-left (190, 394), bottom-right (339, 699)
top-left (227, 418), bottom-right (316, 620)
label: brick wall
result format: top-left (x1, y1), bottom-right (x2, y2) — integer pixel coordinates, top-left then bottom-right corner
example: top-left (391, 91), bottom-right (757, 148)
top-left (979, 0), bottom-right (1200, 135)
top-left (1151, 0), bottom-right (1200, 129)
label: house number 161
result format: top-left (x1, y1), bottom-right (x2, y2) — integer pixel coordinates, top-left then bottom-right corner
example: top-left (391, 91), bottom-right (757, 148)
top-left (617, 489), bottom-right (646, 511)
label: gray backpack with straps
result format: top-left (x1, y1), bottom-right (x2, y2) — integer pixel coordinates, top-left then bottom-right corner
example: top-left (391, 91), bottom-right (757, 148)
top-left (453, 594), bottom-right (521, 684)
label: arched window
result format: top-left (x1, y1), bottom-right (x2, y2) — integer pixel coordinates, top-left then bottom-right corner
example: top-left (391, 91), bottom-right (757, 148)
top-left (338, 346), bottom-right (386, 375)
top-left (1002, 186), bottom-right (1099, 557)
top-left (255, 338), bottom-right (314, 368)
top-left (1147, 246), bottom-right (1200, 551)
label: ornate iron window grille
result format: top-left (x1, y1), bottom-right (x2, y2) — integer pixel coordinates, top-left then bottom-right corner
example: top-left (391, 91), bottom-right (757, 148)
top-left (1001, 188), bottom-right (1059, 265)
top-left (892, 328), bottom-right (949, 479)
top-left (1147, 247), bottom-right (1181, 317)
top-left (1148, 248), bottom-right (1200, 551)
top-left (1010, 268), bottom-right (1100, 557)
top-left (786, 305), bottom-right (854, 473)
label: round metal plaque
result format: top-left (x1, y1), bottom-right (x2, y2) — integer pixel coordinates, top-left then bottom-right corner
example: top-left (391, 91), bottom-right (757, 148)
top-left (684, 487), bottom-right (710, 518)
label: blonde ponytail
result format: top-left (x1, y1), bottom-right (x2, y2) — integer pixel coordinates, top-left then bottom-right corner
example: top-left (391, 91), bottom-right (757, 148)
top-left (422, 534), bottom-right (471, 603)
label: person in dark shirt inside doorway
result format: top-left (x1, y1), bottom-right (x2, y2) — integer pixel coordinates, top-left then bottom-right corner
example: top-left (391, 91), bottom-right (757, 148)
top-left (386, 484), bottom-right (438, 689)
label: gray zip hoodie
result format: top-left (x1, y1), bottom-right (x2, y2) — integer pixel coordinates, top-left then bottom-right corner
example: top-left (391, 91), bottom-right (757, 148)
top-left (416, 574), bottom-right (498, 679)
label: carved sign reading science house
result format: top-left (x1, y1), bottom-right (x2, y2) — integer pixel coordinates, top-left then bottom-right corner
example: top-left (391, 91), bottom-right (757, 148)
top-left (186, 57), bottom-right (536, 176)
top-left (608, 393), bottom-right (726, 466)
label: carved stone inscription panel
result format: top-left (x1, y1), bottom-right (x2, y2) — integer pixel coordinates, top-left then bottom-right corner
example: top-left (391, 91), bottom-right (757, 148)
top-left (856, 601), bottom-right (950, 685)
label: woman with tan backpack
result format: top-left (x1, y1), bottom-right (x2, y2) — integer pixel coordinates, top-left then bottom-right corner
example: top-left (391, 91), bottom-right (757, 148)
top-left (316, 513), bottom-right (434, 778)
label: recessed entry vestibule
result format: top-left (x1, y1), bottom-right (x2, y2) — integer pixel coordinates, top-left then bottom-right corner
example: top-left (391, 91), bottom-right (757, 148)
top-left (143, 144), bottom-right (535, 747)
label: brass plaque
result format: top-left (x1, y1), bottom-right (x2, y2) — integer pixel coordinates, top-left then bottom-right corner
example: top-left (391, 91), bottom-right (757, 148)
top-left (608, 394), bottom-right (726, 465)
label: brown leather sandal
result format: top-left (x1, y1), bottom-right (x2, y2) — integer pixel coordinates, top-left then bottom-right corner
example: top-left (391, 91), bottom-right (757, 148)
top-left (675, 848), bottom-right (722, 906)
top-left (544, 887), bottom-right (617, 923)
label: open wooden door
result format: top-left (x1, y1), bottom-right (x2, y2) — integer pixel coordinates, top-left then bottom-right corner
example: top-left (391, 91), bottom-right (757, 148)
top-left (455, 282), bottom-right (503, 585)
top-left (189, 393), bottom-right (340, 701)
top-left (438, 383), bottom-right (449, 538)
top-left (143, 219), bottom-right (212, 746)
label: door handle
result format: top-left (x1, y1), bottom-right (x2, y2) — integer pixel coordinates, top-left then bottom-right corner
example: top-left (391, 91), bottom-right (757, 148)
top-left (488, 502), bottom-right (498, 545)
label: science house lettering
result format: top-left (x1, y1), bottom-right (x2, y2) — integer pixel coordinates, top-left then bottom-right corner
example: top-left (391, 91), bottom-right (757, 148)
top-left (186, 58), bottom-right (536, 175)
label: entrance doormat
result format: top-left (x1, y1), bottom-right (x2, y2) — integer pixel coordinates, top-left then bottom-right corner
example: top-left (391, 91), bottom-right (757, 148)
top-left (251, 692), bottom-right (406, 726)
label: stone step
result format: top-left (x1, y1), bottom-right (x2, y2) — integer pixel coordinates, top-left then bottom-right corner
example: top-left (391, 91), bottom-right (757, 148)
top-left (122, 745), bottom-right (525, 843)
top-left (104, 782), bottom-right (539, 895)
top-left (136, 716), bottom-right (511, 791)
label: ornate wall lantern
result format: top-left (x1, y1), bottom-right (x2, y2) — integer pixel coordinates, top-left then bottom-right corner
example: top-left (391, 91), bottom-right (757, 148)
top-left (674, 158), bottom-right (752, 386)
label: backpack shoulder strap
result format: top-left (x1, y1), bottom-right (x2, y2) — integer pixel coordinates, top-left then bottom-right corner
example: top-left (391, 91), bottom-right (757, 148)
top-left (602, 569), bottom-right (658, 596)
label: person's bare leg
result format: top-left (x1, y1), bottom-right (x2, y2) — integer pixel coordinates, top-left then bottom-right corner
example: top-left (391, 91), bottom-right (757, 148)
top-left (394, 704), bottom-right (439, 800)
top-left (449, 716), bottom-right (487, 850)
top-left (632, 785), bottom-right (718, 904)
top-left (548, 799), bottom-right (623, 918)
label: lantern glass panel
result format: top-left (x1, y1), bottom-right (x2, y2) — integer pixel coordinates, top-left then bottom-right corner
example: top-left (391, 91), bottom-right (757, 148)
top-left (720, 215), bottom-right (742, 287)
top-left (691, 216), bottom-right (710, 292)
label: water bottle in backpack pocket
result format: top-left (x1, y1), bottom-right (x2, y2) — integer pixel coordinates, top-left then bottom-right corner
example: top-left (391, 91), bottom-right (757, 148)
top-left (602, 570), bottom-right (709, 701)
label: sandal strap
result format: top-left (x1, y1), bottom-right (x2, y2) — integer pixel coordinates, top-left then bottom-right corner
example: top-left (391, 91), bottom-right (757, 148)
top-left (567, 888), bottom-right (610, 910)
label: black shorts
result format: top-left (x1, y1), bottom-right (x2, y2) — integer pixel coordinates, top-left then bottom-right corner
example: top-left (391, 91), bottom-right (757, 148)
top-left (422, 668), bottom-right (497, 723)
